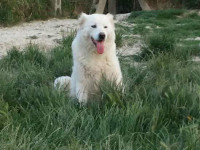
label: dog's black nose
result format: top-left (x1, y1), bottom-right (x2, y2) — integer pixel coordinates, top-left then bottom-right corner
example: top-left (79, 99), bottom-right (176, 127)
top-left (99, 32), bottom-right (105, 41)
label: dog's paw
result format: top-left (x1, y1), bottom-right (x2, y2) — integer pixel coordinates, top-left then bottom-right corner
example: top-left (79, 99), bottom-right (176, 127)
top-left (54, 76), bottom-right (71, 91)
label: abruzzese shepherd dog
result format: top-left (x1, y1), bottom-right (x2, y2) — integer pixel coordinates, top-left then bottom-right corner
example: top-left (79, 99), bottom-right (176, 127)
top-left (54, 13), bottom-right (122, 103)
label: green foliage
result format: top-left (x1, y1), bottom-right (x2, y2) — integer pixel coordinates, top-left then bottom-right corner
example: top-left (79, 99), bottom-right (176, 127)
top-left (129, 10), bottom-right (158, 20)
top-left (0, 0), bottom-right (51, 25)
top-left (0, 0), bottom-right (91, 26)
top-left (0, 99), bottom-right (9, 130)
top-left (139, 33), bottom-right (175, 60)
top-left (49, 34), bottom-right (74, 77)
top-left (115, 30), bottom-right (123, 48)
top-left (0, 35), bottom-right (73, 107)
top-left (99, 78), bottom-right (124, 107)
top-left (129, 9), bottom-right (185, 20)
top-left (1, 44), bottom-right (200, 148)
top-left (125, 10), bottom-right (200, 63)
top-left (180, 0), bottom-right (200, 9)
top-left (1, 10), bottom-right (200, 149)
top-left (1, 0), bottom-right (200, 26)
top-left (156, 9), bottom-right (185, 19)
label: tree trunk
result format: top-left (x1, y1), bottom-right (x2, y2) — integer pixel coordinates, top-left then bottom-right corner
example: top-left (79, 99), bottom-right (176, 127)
top-left (108, 0), bottom-right (116, 14)
top-left (138, 0), bottom-right (151, 10)
top-left (96, 0), bottom-right (107, 14)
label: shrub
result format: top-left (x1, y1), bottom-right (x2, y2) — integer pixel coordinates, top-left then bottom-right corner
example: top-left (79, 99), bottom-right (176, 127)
top-left (0, 0), bottom-right (92, 26)
top-left (0, 0), bottom-right (51, 25)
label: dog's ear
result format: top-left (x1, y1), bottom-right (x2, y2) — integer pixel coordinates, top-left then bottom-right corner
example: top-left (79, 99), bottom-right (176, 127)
top-left (106, 13), bottom-right (114, 23)
top-left (106, 13), bottom-right (115, 28)
top-left (79, 13), bottom-right (88, 27)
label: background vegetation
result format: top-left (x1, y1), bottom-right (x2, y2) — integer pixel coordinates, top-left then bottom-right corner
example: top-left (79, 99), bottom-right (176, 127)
top-left (0, 0), bottom-right (199, 26)
top-left (0, 0), bottom-right (92, 26)
top-left (0, 9), bottom-right (200, 149)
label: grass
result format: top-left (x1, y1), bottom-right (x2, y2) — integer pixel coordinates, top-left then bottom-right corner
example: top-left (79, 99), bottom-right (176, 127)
top-left (137, 33), bottom-right (176, 60)
top-left (0, 0), bottom-right (52, 25)
top-left (0, 0), bottom-right (92, 26)
top-left (1, 0), bottom-right (199, 26)
top-left (118, 9), bottom-right (200, 58)
top-left (1, 9), bottom-right (200, 149)
top-left (123, 9), bottom-right (200, 39)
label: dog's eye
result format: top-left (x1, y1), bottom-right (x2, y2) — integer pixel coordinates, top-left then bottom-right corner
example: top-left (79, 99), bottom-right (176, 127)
top-left (91, 25), bottom-right (97, 28)
top-left (104, 26), bottom-right (108, 28)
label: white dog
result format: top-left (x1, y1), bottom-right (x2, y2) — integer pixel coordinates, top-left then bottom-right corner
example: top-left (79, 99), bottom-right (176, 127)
top-left (54, 13), bottom-right (122, 103)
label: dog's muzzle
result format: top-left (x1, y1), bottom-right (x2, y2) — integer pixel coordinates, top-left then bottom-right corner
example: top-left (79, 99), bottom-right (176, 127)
top-left (91, 33), bottom-right (105, 54)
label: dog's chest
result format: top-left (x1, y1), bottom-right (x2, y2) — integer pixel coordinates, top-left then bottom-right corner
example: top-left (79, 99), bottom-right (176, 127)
top-left (80, 56), bottom-right (113, 79)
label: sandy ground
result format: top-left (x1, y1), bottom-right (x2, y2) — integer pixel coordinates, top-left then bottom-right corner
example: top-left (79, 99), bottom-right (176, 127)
top-left (0, 19), bottom-right (77, 57)
top-left (0, 13), bottom-right (141, 58)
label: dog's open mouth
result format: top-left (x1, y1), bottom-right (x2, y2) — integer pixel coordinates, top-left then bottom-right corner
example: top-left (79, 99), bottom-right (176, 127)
top-left (91, 37), bottom-right (104, 54)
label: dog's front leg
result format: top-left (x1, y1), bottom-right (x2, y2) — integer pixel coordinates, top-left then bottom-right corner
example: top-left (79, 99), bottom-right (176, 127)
top-left (76, 82), bottom-right (88, 104)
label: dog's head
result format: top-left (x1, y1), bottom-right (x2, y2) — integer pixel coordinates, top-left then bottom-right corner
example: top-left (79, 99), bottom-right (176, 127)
top-left (78, 13), bottom-right (115, 54)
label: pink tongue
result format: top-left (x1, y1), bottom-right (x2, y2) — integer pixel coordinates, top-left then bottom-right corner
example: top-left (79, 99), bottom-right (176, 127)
top-left (96, 42), bottom-right (104, 54)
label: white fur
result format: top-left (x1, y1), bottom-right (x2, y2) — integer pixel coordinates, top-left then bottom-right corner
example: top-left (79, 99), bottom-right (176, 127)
top-left (54, 13), bottom-right (122, 103)
top-left (54, 76), bottom-right (71, 90)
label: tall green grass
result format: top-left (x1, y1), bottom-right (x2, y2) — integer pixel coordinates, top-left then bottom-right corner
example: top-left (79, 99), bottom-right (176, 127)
top-left (1, 37), bottom-right (200, 149)
top-left (0, 10), bottom-right (200, 149)
top-left (179, 0), bottom-right (200, 9)
top-left (127, 9), bottom-right (200, 39)
top-left (0, 34), bottom-right (73, 107)
top-left (0, 0), bottom-right (92, 26)
top-left (0, 0), bottom-right (52, 25)
top-left (138, 33), bottom-right (176, 60)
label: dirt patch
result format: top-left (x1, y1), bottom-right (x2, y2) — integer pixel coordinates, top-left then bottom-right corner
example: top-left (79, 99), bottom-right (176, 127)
top-left (115, 13), bottom-right (131, 21)
top-left (118, 41), bottom-right (142, 56)
top-left (0, 18), bottom-right (77, 57)
top-left (0, 14), bottom-right (132, 58)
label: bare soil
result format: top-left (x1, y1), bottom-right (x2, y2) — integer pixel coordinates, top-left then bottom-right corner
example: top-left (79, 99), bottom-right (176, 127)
top-left (0, 13), bottom-right (141, 58)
